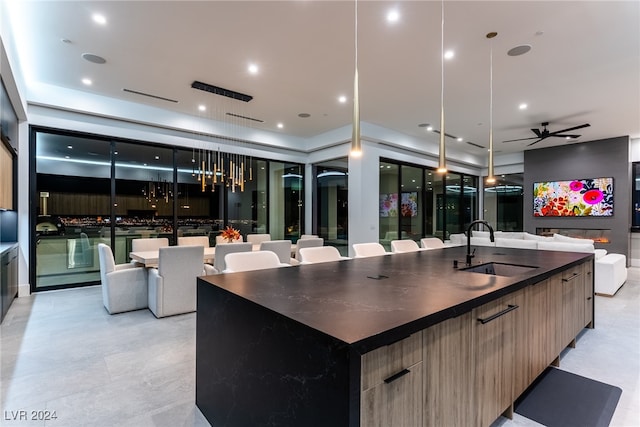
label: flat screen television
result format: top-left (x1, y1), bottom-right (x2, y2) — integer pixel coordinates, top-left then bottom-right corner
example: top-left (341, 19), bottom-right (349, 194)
top-left (533, 177), bottom-right (613, 217)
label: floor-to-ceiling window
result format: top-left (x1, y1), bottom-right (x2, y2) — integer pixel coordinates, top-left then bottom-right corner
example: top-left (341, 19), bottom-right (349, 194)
top-left (269, 162), bottom-right (304, 241)
top-left (380, 158), bottom-right (478, 245)
top-left (34, 132), bottom-right (111, 288)
top-left (483, 174), bottom-right (524, 231)
top-left (31, 127), bottom-right (304, 291)
top-left (314, 159), bottom-right (348, 253)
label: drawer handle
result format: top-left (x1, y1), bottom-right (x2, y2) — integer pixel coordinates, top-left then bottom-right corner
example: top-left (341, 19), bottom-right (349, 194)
top-left (384, 368), bottom-right (411, 384)
top-left (477, 304), bottom-right (519, 324)
top-left (562, 273), bottom-right (581, 282)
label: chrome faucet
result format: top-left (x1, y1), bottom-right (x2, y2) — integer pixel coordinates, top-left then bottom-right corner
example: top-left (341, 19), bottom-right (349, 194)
top-left (466, 220), bottom-right (494, 266)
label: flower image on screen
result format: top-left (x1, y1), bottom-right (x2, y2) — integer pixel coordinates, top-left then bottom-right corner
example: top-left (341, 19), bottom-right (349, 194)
top-left (379, 193), bottom-right (398, 217)
top-left (401, 192), bottom-right (418, 217)
top-left (533, 177), bottom-right (613, 217)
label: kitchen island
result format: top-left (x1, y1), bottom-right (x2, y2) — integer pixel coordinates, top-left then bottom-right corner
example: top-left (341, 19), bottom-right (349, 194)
top-left (196, 245), bottom-right (594, 426)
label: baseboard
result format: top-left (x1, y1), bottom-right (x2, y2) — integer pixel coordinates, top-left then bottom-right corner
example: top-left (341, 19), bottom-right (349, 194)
top-left (18, 283), bottom-right (30, 297)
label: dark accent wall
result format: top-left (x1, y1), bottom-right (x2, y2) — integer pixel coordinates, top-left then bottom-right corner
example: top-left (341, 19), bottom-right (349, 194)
top-left (524, 136), bottom-right (630, 259)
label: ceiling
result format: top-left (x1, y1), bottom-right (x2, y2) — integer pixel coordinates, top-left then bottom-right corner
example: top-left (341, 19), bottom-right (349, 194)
top-left (6, 1), bottom-right (640, 157)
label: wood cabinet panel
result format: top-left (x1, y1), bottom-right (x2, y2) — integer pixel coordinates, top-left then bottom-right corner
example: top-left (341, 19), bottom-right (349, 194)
top-left (473, 293), bottom-right (518, 427)
top-left (361, 362), bottom-right (422, 427)
top-left (361, 333), bottom-right (422, 427)
top-left (361, 332), bottom-right (421, 391)
top-left (423, 312), bottom-right (473, 427)
top-left (561, 264), bottom-right (584, 348)
top-left (0, 142), bottom-right (13, 210)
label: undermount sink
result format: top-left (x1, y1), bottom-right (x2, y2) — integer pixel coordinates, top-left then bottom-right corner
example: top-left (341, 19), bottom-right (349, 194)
top-left (461, 262), bottom-right (539, 277)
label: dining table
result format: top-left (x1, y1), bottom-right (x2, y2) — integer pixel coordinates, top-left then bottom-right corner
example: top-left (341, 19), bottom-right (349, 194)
top-left (129, 244), bottom-right (263, 267)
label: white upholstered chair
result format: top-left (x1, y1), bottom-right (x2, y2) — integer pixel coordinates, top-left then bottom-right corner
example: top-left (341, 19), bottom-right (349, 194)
top-left (420, 237), bottom-right (445, 250)
top-left (299, 234), bottom-right (319, 240)
top-left (246, 233), bottom-right (271, 245)
top-left (260, 240), bottom-right (294, 264)
top-left (178, 236), bottom-right (209, 247)
top-left (131, 237), bottom-right (169, 252)
top-left (390, 239), bottom-right (421, 253)
top-left (352, 242), bottom-right (388, 258)
top-left (223, 251), bottom-right (290, 273)
top-left (98, 243), bottom-right (148, 314)
top-left (295, 237), bottom-right (324, 260)
top-left (147, 245), bottom-right (205, 318)
top-left (213, 242), bottom-right (253, 273)
top-left (298, 246), bottom-right (350, 264)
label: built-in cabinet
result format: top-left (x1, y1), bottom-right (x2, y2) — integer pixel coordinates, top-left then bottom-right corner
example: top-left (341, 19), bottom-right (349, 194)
top-left (1, 245), bottom-right (18, 322)
top-left (360, 333), bottom-right (423, 426)
top-left (0, 141), bottom-right (13, 210)
top-left (364, 259), bottom-right (594, 427)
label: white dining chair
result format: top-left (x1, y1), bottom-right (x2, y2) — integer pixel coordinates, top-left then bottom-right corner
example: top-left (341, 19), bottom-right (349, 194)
top-left (420, 237), bottom-right (445, 250)
top-left (298, 246), bottom-right (350, 264)
top-left (295, 237), bottom-right (324, 260)
top-left (223, 251), bottom-right (290, 273)
top-left (131, 237), bottom-right (169, 252)
top-left (178, 236), bottom-right (210, 247)
top-left (260, 240), bottom-right (294, 264)
top-left (213, 242), bottom-right (253, 273)
top-left (390, 239), bottom-right (421, 253)
top-left (147, 245), bottom-right (205, 318)
top-left (299, 234), bottom-right (319, 240)
top-left (98, 243), bottom-right (148, 314)
top-left (246, 233), bottom-right (271, 245)
top-left (352, 242), bottom-right (389, 258)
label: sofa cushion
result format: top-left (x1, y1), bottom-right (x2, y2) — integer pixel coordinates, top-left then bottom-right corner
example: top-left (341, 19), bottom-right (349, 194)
top-left (495, 238), bottom-right (538, 249)
top-left (523, 232), bottom-right (552, 241)
top-left (553, 233), bottom-right (595, 245)
top-left (494, 231), bottom-right (526, 240)
top-left (537, 241), bottom-right (595, 253)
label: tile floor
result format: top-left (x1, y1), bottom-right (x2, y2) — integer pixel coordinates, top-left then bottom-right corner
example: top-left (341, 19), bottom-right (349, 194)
top-left (1, 269), bottom-right (638, 427)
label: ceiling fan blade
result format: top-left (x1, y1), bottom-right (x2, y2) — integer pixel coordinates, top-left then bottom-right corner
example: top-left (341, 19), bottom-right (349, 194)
top-left (527, 138), bottom-right (544, 147)
top-left (502, 136), bottom-right (540, 143)
top-left (531, 128), bottom-right (543, 138)
top-left (549, 134), bottom-right (581, 139)
top-left (547, 123), bottom-right (590, 135)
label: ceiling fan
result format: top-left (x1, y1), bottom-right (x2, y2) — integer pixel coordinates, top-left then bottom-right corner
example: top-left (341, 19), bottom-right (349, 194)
top-left (503, 122), bottom-right (591, 146)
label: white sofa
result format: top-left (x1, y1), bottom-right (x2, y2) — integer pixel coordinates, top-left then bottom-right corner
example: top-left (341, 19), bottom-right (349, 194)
top-left (448, 231), bottom-right (628, 296)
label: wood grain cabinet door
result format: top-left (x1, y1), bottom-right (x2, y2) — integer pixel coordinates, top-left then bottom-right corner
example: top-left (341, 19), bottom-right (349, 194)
top-left (473, 294), bottom-right (518, 427)
top-left (361, 333), bottom-right (422, 427)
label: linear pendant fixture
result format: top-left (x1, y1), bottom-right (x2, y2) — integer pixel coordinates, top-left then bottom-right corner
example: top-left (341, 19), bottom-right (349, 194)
top-left (437, 0), bottom-right (447, 173)
top-left (350, 0), bottom-right (362, 157)
top-left (486, 32), bottom-right (498, 184)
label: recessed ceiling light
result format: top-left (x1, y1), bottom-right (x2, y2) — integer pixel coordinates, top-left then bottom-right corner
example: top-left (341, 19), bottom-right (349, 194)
top-left (198, 105), bottom-right (206, 112)
top-left (155, 155), bottom-right (160, 160)
top-left (338, 95), bottom-right (347, 103)
top-left (82, 53), bottom-right (106, 64)
top-left (457, 137), bottom-right (463, 142)
top-left (248, 63), bottom-right (259, 74)
top-left (444, 50), bottom-right (455, 60)
top-left (519, 103), bottom-right (528, 110)
top-left (114, 151), bottom-right (118, 155)
top-left (277, 123), bottom-right (284, 129)
top-left (92, 13), bottom-right (107, 25)
top-left (82, 78), bottom-right (92, 86)
top-left (426, 126), bottom-right (434, 131)
top-left (387, 9), bottom-right (400, 23)
top-left (67, 145), bottom-right (73, 149)
top-left (507, 44), bottom-right (532, 57)
top-left (65, 155), bottom-right (70, 159)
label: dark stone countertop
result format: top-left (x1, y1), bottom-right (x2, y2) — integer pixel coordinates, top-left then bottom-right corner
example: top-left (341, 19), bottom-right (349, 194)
top-left (198, 245), bottom-right (592, 354)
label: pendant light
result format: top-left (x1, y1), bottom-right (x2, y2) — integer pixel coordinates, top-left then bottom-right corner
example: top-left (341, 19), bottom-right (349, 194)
top-left (486, 32), bottom-right (497, 184)
top-left (350, 0), bottom-right (362, 157)
top-left (436, 0), bottom-right (447, 173)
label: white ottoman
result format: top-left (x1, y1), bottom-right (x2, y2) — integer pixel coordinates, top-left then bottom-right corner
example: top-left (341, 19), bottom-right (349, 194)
top-left (595, 253), bottom-right (627, 296)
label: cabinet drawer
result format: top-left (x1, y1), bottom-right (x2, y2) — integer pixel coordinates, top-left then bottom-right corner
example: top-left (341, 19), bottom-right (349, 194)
top-left (361, 332), bottom-right (422, 391)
